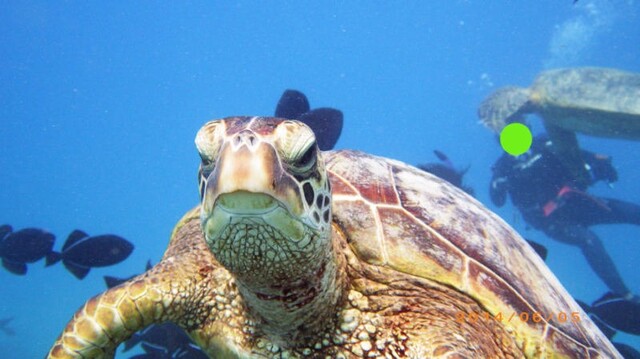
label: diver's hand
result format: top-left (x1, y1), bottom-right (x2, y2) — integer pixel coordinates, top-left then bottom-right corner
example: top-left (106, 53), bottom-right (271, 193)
top-left (588, 155), bottom-right (618, 184)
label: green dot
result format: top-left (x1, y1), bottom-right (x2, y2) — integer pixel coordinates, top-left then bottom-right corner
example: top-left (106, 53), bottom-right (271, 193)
top-left (500, 123), bottom-right (532, 156)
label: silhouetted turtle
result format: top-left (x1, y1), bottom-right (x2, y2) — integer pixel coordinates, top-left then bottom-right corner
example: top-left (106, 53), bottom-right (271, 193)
top-left (478, 67), bottom-right (640, 185)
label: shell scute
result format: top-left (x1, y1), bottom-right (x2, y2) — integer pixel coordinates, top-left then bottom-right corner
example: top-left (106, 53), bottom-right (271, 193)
top-left (325, 149), bottom-right (617, 357)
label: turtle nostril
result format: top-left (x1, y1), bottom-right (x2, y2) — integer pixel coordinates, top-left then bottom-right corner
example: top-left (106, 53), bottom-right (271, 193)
top-left (232, 131), bottom-right (257, 148)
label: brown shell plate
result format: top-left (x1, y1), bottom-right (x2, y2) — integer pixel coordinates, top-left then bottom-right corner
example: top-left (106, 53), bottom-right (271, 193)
top-left (324, 149), bottom-right (619, 358)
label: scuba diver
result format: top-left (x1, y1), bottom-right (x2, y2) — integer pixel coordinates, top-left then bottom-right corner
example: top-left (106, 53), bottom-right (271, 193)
top-left (490, 134), bottom-right (640, 303)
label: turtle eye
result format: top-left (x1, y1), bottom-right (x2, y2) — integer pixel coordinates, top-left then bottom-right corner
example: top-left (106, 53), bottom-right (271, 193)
top-left (275, 121), bottom-right (318, 176)
top-left (290, 144), bottom-right (317, 174)
top-left (195, 120), bottom-right (225, 169)
top-left (199, 153), bottom-right (215, 169)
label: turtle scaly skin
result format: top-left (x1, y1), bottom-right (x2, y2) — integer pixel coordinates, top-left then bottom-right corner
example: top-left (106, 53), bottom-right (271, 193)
top-left (48, 117), bottom-right (620, 358)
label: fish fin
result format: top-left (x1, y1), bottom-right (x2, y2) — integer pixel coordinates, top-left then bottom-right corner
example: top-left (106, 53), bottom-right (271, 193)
top-left (104, 276), bottom-right (125, 289)
top-left (434, 150), bottom-right (449, 162)
top-left (140, 342), bottom-right (168, 354)
top-left (45, 251), bottom-right (62, 266)
top-left (63, 229), bottom-right (89, 251)
top-left (575, 299), bottom-right (591, 313)
top-left (433, 149), bottom-right (455, 169)
top-left (525, 240), bottom-right (548, 261)
top-left (2, 259), bottom-right (27, 275)
top-left (613, 342), bottom-right (640, 359)
top-left (63, 260), bottom-right (91, 279)
top-left (275, 89), bottom-right (310, 119)
top-left (590, 314), bottom-right (618, 339)
top-left (593, 291), bottom-right (623, 306)
top-left (417, 163), bottom-right (435, 172)
top-left (0, 326), bottom-right (15, 336)
top-left (122, 332), bottom-right (142, 352)
top-left (145, 260), bottom-right (153, 270)
top-left (0, 225), bottom-right (12, 240)
top-left (298, 108), bottom-right (344, 150)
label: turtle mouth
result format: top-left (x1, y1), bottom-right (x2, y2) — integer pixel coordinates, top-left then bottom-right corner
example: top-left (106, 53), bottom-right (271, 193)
top-left (215, 190), bottom-right (280, 215)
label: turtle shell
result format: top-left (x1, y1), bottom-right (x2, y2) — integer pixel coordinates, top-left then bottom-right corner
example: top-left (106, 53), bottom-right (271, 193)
top-left (531, 67), bottom-right (640, 139)
top-left (324, 149), bottom-right (619, 358)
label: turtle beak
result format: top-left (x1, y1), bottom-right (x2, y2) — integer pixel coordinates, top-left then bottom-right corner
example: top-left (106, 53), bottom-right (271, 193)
top-left (201, 131), bottom-right (303, 218)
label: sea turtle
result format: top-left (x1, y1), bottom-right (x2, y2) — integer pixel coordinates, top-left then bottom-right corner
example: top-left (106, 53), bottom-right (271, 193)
top-left (477, 67), bottom-right (640, 186)
top-left (48, 117), bottom-right (620, 358)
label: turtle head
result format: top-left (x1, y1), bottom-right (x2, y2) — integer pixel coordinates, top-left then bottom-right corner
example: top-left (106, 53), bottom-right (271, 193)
top-left (477, 86), bottom-right (531, 133)
top-left (195, 116), bottom-right (333, 288)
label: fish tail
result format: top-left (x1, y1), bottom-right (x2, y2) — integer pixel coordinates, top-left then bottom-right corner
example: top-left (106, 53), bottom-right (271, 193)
top-left (45, 251), bottom-right (62, 266)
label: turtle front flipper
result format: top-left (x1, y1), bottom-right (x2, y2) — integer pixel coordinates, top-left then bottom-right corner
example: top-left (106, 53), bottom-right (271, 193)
top-left (48, 275), bottom-right (169, 358)
top-left (477, 86), bottom-right (532, 133)
top-left (544, 122), bottom-right (591, 188)
top-left (48, 209), bottom-right (222, 358)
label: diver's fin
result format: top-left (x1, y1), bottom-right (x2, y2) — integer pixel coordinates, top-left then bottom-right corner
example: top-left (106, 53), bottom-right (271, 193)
top-left (63, 260), bottom-right (91, 279)
top-left (298, 108), bottom-right (344, 150)
top-left (275, 89), bottom-right (310, 119)
top-left (2, 259), bottom-right (27, 275)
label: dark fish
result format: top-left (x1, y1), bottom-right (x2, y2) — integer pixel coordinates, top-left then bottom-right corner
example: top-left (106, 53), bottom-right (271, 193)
top-left (433, 149), bottom-right (450, 164)
top-left (298, 108), bottom-right (343, 151)
top-left (613, 342), bottom-right (640, 359)
top-left (579, 292), bottom-right (640, 335)
top-left (417, 150), bottom-right (474, 196)
top-left (575, 299), bottom-right (617, 339)
top-left (275, 89), bottom-right (310, 119)
top-left (104, 260), bottom-right (153, 288)
top-left (0, 317), bottom-right (15, 336)
top-left (0, 225), bottom-right (55, 275)
top-left (123, 322), bottom-right (207, 358)
top-left (524, 239), bottom-right (548, 261)
top-left (128, 341), bottom-right (208, 358)
top-left (274, 89), bottom-right (344, 151)
top-left (0, 225), bottom-right (11, 240)
top-left (46, 229), bottom-right (134, 279)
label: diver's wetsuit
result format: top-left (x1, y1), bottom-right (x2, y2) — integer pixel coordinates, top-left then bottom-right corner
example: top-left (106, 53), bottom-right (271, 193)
top-left (490, 135), bottom-right (640, 299)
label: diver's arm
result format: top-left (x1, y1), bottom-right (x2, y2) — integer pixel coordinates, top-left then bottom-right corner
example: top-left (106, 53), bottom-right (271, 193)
top-left (489, 157), bottom-right (509, 207)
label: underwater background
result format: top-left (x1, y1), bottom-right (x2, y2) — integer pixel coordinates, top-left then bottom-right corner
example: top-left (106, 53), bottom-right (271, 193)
top-left (1, 1), bottom-right (639, 357)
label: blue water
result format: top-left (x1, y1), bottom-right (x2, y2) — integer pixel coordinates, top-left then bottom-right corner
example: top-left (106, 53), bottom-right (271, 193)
top-left (1, 1), bottom-right (639, 357)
